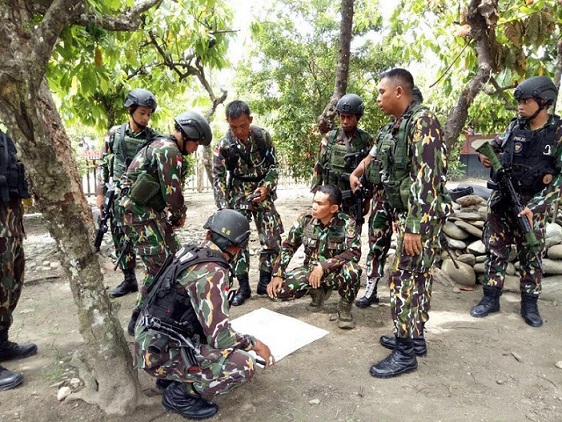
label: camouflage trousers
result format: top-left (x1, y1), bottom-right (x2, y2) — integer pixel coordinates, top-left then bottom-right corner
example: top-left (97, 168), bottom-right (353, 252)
top-left (389, 218), bottom-right (442, 338)
top-left (109, 199), bottom-right (136, 271)
top-left (233, 205), bottom-right (283, 277)
top-left (483, 208), bottom-right (546, 295)
top-left (135, 329), bottom-right (255, 398)
top-left (366, 197), bottom-right (393, 280)
top-left (272, 262), bottom-right (361, 302)
top-left (0, 235), bottom-right (24, 330)
top-left (122, 211), bottom-right (180, 307)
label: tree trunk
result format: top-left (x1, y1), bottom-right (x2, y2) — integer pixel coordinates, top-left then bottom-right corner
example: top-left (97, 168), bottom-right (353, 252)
top-left (317, 0), bottom-right (354, 135)
top-left (0, 0), bottom-right (144, 414)
top-left (443, 0), bottom-right (498, 155)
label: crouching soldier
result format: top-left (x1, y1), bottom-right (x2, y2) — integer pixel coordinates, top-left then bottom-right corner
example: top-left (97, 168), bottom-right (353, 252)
top-left (267, 185), bottom-right (362, 329)
top-left (135, 209), bottom-right (274, 420)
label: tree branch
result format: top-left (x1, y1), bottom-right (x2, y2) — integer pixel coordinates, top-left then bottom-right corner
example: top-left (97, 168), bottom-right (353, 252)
top-left (72, 0), bottom-right (163, 31)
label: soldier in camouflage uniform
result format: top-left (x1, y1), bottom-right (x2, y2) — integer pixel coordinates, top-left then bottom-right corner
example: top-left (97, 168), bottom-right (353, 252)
top-left (267, 185), bottom-right (362, 329)
top-left (119, 111), bottom-right (213, 335)
top-left (212, 100), bottom-right (283, 306)
top-left (135, 209), bottom-right (274, 420)
top-left (366, 69), bottom-right (451, 378)
top-left (311, 94), bottom-right (373, 233)
top-left (0, 130), bottom-right (37, 390)
top-left (471, 76), bottom-right (562, 328)
top-left (96, 88), bottom-right (159, 298)
top-left (349, 88), bottom-right (425, 309)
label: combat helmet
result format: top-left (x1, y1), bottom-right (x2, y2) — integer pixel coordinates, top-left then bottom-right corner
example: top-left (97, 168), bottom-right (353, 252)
top-left (174, 111), bottom-right (213, 146)
top-left (514, 76), bottom-right (558, 106)
top-left (124, 88), bottom-right (157, 112)
top-left (413, 86), bottom-right (424, 104)
top-left (204, 209), bottom-right (251, 251)
top-left (336, 94), bottom-right (364, 117)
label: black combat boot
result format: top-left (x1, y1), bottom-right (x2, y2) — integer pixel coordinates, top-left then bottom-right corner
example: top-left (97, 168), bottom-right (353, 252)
top-left (370, 336), bottom-right (418, 378)
top-left (379, 335), bottom-right (427, 357)
top-left (162, 381), bottom-right (218, 420)
top-left (356, 277), bottom-right (380, 308)
top-left (256, 271), bottom-right (272, 296)
top-left (231, 274), bottom-right (251, 306)
top-left (127, 307), bottom-right (141, 336)
top-left (156, 378), bottom-right (173, 391)
top-left (470, 285), bottom-right (502, 318)
top-left (307, 287), bottom-right (332, 312)
top-left (0, 365), bottom-right (23, 391)
top-left (109, 269), bottom-right (138, 298)
top-left (0, 328), bottom-right (37, 362)
top-left (520, 293), bottom-right (543, 327)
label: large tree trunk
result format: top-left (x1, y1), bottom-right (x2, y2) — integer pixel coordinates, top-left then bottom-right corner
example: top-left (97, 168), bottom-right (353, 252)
top-left (317, 0), bottom-right (354, 135)
top-left (0, 0), bottom-right (145, 414)
top-left (443, 0), bottom-right (498, 155)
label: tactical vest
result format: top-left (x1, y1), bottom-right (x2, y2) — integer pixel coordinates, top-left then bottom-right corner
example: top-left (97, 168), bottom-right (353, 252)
top-left (224, 126), bottom-right (275, 183)
top-left (142, 245), bottom-right (230, 343)
top-left (499, 116), bottom-right (561, 197)
top-left (0, 131), bottom-right (30, 203)
top-left (110, 124), bottom-right (156, 182)
top-left (324, 128), bottom-right (371, 188)
top-left (379, 104), bottom-right (427, 211)
top-left (365, 123), bottom-right (393, 187)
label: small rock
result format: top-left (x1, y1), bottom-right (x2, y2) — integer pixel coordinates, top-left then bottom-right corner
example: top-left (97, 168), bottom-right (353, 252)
top-left (547, 245), bottom-right (562, 260)
top-left (309, 399), bottom-right (320, 405)
top-left (454, 220), bottom-right (483, 238)
top-left (57, 386), bottom-right (72, 401)
top-left (511, 351), bottom-right (523, 362)
top-left (457, 254), bottom-right (476, 267)
top-left (454, 211), bottom-right (483, 221)
top-left (496, 379), bottom-right (505, 385)
top-left (467, 240), bottom-right (486, 255)
top-left (455, 194), bottom-right (484, 207)
top-left (555, 361), bottom-right (562, 369)
top-left (50, 261), bottom-right (61, 269)
top-left (443, 221), bottom-right (470, 240)
top-left (70, 378), bottom-right (81, 389)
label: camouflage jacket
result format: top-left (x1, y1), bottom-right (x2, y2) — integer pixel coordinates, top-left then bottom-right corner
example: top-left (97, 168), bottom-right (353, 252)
top-left (380, 102), bottom-right (451, 234)
top-left (212, 127), bottom-right (279, 210)
top-left (311, 127), bottom-right (373, 191)
top-left (97, 123), bottom-right (159, 193)
top-left (119, 135), bottom-right (187, 222)
top-left (0, 198), bottom-right (24, 238)
top-left (272, 211), bottom-right (361, 278)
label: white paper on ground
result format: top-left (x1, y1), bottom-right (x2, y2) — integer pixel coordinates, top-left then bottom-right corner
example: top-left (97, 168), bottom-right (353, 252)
top-left (230, 307), bottom-right (329, 365)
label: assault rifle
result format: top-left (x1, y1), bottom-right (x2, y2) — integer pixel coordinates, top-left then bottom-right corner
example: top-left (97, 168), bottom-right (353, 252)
top-left (474, 140), bottom-right (540, 253)
top-left (94, 184), bottom-right (115, 252)
top-left (342, 152), bottom-right (368, 229)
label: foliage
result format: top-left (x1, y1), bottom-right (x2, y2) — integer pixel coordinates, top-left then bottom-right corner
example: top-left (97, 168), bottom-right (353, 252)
top-left (234, 0), bottom-right (398, 181)
top-left (48, 0), bottom-right (234, 134)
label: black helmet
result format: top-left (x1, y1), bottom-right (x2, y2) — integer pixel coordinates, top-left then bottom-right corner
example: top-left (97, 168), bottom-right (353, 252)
top-left (514, 76), bottom-right (558, 105)
top-left (336, 93), bottom-right (364, 117)
top-left (124, 88), bottom-right (157, 112)
top-left (174, 111), bottom-right (213, 146)
top-left (204, 209), bottom-right (251, 250)
top-left (412, 86), bottom-right (424, 104)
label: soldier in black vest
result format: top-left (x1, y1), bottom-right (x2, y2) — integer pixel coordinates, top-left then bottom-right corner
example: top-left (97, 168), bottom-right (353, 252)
top-left (0, 129), bottom-right (37, 390)
top-left (471, 76), bottom-right (562, 327)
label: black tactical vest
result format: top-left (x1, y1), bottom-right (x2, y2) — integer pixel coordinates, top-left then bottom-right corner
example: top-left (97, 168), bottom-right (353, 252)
top-left (0, 131), bottom-right (30, 203)
top-left (142, 245), bottom-right (230, 342)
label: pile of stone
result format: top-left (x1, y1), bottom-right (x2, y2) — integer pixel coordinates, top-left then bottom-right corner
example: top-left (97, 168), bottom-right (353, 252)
top-left (440, 191), bottom-right (562, 297)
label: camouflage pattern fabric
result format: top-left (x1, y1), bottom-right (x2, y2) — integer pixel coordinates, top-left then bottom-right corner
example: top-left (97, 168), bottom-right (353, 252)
top-left (0, 199), bottom-right (25, 330)
top-left (365, 188), bottom-right (394, 280)
top-left (271, 212), bottom-right (361, 301)
top-left (482, 116), bottom-right (562, 296)
top-left (212, 127), bottom-right (283, 276)
top-left (135, 241), bottom-right (257, 398)
top-left (382, 103), bottom-right (451, 339)
top-left (119, 136), bottom-right (187, 306)
top-left (97, 124), bottom-right (158, 271)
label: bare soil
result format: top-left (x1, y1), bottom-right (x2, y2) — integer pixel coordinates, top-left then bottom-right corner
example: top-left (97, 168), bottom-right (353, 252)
top-left (1, 186), bottom-right (562, 422)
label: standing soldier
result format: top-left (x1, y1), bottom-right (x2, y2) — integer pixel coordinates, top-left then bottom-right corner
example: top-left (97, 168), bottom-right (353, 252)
top-left (311, 93), bottom-right (373, 232)
top-left (212, 100), bottom-right (283, 306)
top-left (119, 111), bottom-right (212, 335)
top-left (267, 185), bottom-right (362, 329)
top-left (0, 129), bottom-right (37, 390)
top-left (367, 69), bottom-right (451, 378)
top-left (470, 76), bottom-right (562, 327)
top-left (96, 88), bottom-right (159, 298)
top-left (135, 209), bottom-right (274, 420)
top-left (350, 87), bottom-right (424, 308)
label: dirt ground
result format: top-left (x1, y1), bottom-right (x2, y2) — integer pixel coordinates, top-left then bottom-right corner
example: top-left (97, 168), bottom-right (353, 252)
top-left (1, 186), bottom-right (562, 422)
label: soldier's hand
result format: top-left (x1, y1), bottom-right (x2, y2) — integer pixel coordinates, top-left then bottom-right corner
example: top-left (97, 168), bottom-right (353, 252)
top-left (518, 206), bottom-right (533, 227)
top-left (349, 174), bottom-right (361, 193)
top-left (96, 194), bottom-right (105, 211)
top-left (253, 339), bottom-right (275, 368)
top-left (267, 277), bottom-right (284, 298)
top-left (479, 154), bottom-right (492, 168)
top-left (404, 233), bottom-right (422, 256)
top-left (253, 186), bottom-right (268, 203)
top-left (308, 264), bottom-right (324, 288)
